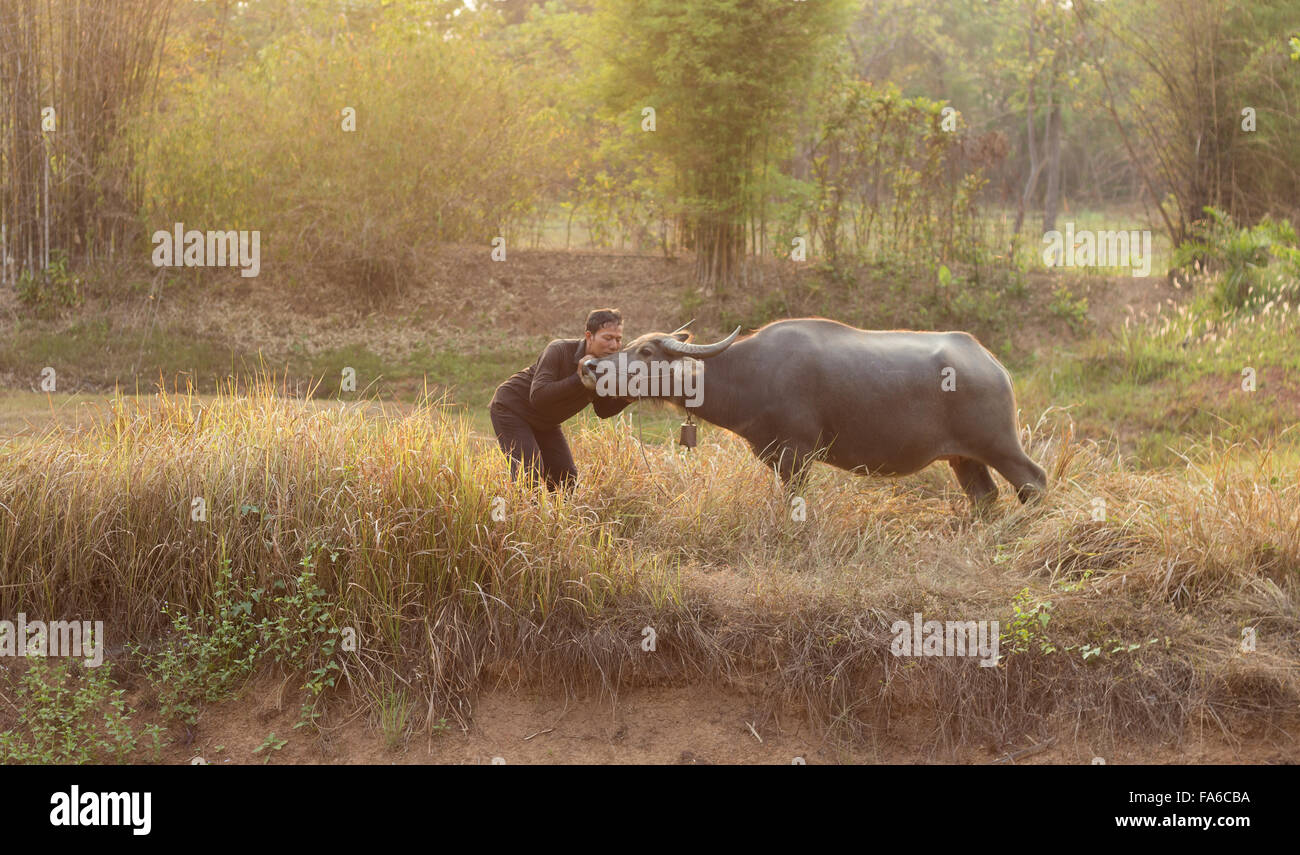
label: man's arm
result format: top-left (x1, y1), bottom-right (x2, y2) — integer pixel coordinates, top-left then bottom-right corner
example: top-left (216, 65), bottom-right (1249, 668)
top-left (529, 341), bottom-right (591, 419)
top-left (592, 394), bottom-right (632, 419)
top-left (579, 353), bottom-right (632, 419)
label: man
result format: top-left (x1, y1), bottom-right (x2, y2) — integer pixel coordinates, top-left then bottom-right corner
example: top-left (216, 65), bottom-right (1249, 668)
top-left (489, 308), bottom-right (632, 491)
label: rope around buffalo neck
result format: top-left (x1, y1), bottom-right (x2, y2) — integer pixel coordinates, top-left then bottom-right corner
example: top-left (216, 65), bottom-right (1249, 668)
top-left (634, 407), bottom-right (673, 501)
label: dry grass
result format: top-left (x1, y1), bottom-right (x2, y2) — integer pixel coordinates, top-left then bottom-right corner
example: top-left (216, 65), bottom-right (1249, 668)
top-left (0, 379), bottom-right (1296, 756)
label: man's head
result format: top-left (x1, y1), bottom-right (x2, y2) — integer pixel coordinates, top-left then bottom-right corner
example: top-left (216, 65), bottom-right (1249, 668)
top-left (584, 308), bottom-right (623, 357)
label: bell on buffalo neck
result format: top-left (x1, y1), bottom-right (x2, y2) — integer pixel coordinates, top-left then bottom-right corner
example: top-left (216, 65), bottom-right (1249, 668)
top-left (679, 420), bottom-right (697, 449)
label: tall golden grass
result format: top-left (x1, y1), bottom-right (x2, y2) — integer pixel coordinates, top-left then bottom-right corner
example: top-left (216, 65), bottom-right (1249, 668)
top-left (0, 379), bottom-right (1295, 754)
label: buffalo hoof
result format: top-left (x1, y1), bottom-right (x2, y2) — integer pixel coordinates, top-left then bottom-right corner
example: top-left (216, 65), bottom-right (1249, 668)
top-left (1016, 484), bottom-right (1046, 505)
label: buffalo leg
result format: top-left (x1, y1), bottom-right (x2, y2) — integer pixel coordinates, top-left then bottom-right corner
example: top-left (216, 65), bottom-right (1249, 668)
top-left (754, 441), bottom-right (811, 490)
top-left (950, 456), bottom-right (999, 510)
top-left (777, 448), bottom-right (812, 490)
top-left (987, 451), bottom-right (1047, 504)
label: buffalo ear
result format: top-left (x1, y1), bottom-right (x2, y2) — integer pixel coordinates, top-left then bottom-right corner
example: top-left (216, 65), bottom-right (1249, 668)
top-left (671, 332), bottom-right (693, 343)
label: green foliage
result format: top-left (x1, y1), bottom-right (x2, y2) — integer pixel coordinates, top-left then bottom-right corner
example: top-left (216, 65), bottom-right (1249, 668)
top-left (1002, 588), bottom-right (1056, 656)
top-left (375, 683), bottom-right (417, 751)
top-left (136, 560), bottom-right (258, 724)
top-left (805, 79), bottom-right (996, 272)
top-left (588, 0), bottom-right (855, 281)
top-left (766, 171), bottom-right (819, 261)
top-left (136, 551), bottom-right (345, 728)
top-left (1174, 207), bottom-right (1300, 312)
top-left (16, 251), bottom-right (83, 320)
top-left (929, 260), bottom-right (1027, 329)
top-left (1109, 322), bottom-right (1183, 385)
top-left (0, 658), bottom-right (164, 764)
top-left (1071, 637), bottom-right (1166, 662)
top-left (252, 731), bottom-right (288, 763)
top-left (1049, 284), bottom-right (1091, 334)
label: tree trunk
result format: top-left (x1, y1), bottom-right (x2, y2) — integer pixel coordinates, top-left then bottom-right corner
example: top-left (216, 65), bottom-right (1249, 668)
top-left (1013, 13), bottom-right (1039, 236)
top-left (1042, 95), bottom-right (1062, 233)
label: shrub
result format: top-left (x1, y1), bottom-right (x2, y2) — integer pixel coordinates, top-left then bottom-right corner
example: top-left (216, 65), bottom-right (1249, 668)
top-left (15, 251), bottom-right (83, 319)
top-left (1174, 206), bottom-right (1300, 311)
top-left (136, 21), bottom-right (556, 294)
top-left (0, 658), bottom-right (164, 764)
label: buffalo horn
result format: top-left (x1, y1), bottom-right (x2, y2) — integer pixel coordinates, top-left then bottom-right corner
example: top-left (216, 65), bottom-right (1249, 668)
top-left (661, 326), bottom-right (741, 358)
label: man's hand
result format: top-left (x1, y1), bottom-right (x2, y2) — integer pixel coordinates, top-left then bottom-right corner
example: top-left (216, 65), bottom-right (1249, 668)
top-left (578, 356), bottom-right (599, 391)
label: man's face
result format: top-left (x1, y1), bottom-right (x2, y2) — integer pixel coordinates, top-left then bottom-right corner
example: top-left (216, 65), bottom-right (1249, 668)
top-left (585, 323), bottom-right (623, 357)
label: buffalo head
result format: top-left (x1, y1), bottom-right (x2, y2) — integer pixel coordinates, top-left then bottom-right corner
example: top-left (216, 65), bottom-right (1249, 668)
top-left (579, 324), bottom-right (741, 407)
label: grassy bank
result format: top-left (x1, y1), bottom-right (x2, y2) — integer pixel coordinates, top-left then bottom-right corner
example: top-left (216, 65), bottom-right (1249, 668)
top-left (1, 379), bottom-right (1296, 759)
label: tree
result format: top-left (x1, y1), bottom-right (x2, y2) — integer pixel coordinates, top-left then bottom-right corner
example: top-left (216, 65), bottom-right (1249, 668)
top-left (588, 0), bottom-right (852, 288)
top-left (1074, 0), bottom-right (1300, 242)
top-left (0, 0), bottom-right (172, 283)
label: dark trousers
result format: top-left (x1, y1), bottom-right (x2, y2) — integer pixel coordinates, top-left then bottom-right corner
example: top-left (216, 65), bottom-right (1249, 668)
top-left (489, 404), bottom-right (577, 492)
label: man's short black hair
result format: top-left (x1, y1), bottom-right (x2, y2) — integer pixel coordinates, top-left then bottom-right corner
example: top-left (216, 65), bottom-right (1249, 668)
top-left (586, 308), bottom-right (623, 334)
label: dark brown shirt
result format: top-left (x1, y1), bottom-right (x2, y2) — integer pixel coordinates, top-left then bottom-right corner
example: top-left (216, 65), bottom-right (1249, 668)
top-left (490, 338), bottom-right (631, 429)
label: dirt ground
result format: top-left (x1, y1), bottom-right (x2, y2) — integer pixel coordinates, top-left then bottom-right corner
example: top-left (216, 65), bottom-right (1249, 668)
top-left (160, 675), bottom-right (1298, 766)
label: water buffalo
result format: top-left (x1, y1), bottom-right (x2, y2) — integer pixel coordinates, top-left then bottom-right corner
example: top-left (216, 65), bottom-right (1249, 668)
top-left (580, 317), bottom-right (1047, 509)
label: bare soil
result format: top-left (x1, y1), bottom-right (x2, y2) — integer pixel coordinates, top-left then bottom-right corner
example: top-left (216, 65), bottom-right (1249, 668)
top-left (163, 676), bottom-right (1298, 766)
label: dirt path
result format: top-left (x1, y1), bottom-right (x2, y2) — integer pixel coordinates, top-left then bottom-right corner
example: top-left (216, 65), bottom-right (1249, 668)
top-left (165, 680), bottom-right (1299, 766)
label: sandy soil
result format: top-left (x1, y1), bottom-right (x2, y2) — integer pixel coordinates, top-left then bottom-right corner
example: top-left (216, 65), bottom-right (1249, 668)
top-left (163, 677), bottom-right (1298, 766)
